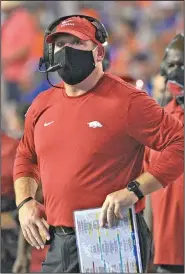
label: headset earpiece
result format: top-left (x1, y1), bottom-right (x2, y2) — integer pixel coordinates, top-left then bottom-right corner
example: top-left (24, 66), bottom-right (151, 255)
top-left (96, 29), bottom-right (105, 44)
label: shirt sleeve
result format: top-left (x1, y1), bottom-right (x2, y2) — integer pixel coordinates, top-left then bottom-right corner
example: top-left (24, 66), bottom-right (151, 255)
top-left (127, 91), bottom-right (184, 187)
top-left (13, 104), bottom-right (40, 184)
top-left (143, 147), bottom-right (151, 172)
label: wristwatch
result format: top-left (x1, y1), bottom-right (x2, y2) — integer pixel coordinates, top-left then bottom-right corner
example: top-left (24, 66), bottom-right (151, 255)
top-left (127, 181), bottom-right (144, 200)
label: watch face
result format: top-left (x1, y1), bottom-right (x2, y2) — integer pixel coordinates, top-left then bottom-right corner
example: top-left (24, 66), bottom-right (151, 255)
top-left (128, 181), bottom-right (139, 190)
top-left (128, 181), bottom-right (135, 188)
top-left (127, 181), bottom-right (144, 200)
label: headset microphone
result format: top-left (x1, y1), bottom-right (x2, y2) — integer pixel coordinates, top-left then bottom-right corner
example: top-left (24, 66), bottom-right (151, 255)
top-left (39, 60), bottom-right (63, 73)
top-left (38, 58), bottom-right (64, 88)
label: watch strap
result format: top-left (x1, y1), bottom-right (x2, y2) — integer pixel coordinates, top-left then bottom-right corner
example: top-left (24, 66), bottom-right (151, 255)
top-left (17, 197), bottom-right (33, 210)
top-left (127, 181), bottom-right (144, 200)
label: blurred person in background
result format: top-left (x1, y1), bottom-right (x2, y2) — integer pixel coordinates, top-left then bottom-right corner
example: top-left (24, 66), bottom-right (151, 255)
top-left (13, 14), bottom-right (184, 273)
top-left (102, 44), bottom-right (138, 88)
top-left (19, 67), bottom-right (52, 105)
top-left (108, 18), bottom-right (139, 76)
top-left (1, 0), bottom-right (57, 137)
top-left (151, 74), bottom-right (172, 106)
top-left (106, 1), bottom-right (183, 92)
top-left (149, 1), bottom-right (183, 74)
top-left (7, 104), bottom-right (49, 273)
top-left (129, 52), bottom-right (154, 96)
top-left (1, 1), bottom-right (44, 104)
top-left (1, 131), bottom-right (19, 273)
top-left (102, 46), bottom-right (138, 88)
top-left (144, 33), bottom-right (184, 273)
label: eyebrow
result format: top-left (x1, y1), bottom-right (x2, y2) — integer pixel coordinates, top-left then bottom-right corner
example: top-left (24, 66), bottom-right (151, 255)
top-left (55, 37), bottom-right (81, 44)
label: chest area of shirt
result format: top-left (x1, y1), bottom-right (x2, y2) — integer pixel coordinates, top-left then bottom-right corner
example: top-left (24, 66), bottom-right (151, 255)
top-left (34, 102), bottom-right (135, 157)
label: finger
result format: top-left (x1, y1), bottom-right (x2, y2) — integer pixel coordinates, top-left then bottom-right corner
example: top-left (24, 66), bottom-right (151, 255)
top-left (107, 203), bottom-right (115, 228)
top-left (29, 223), bottom-right (45, 248)
top-left (114, 203), bottom-right (123, 219)
top-left (22, 228), bottom-right (33, 246)
top-left (26, 226), bottom-right (42, 249)
top-left (100, 199), bottom-right (109, 227)
top-left (35, 219), bottom-right (50, 240)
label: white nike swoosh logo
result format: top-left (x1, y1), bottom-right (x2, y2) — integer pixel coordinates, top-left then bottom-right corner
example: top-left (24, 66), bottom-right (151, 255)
top-left (44, 121), bottom-right (54, 127)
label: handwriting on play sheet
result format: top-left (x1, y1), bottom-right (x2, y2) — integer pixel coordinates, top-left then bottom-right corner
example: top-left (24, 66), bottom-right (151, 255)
top-left (74, 206), bottom-right (143, 273)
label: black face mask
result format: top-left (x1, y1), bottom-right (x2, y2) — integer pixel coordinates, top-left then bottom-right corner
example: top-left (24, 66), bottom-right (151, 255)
top-left (167, 67), bottom-right (184, 87)
top-left (54, 46), bottom-right (96, 85)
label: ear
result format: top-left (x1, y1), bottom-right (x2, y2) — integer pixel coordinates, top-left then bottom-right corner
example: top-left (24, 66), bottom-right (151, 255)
top-left (97, 46), bottom-right (105, 62)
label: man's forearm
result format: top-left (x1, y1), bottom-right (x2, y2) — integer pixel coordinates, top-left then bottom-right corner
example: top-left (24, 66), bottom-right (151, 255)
top-left (14, 177), bottom-right (38, 206)
top-left (135, 172), bottom-right (162, 196)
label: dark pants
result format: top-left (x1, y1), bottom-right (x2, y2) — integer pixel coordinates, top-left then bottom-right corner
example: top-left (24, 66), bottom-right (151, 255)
top-left (1, 196), bottom-right (18, 273)
top-left (156, 265), bottom-right (184, 273)
top-left (1, 229), bottom-right (18, 273)
top-left (41, 213), bottom-right (152, 273)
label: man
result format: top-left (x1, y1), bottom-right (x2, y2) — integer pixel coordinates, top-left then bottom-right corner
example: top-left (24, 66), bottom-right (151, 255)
top-left (1, 131), bottom-right (19, 272)
top-left (13, 16), bottom-right (183, 273)
top-left (1, 1), bottom-right (41, 103)
top-left (144, 33), bottom-right (184, 273)
top-left (129, 52), bottom-right (153, 95)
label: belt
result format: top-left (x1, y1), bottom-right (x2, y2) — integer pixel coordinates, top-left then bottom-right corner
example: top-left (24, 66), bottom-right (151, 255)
top-left (53, 226), bottom-right (75, 235)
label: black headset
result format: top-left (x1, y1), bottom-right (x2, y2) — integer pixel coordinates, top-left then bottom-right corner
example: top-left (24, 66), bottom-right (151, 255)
top-left (39, 14), bottom-right (108, 73)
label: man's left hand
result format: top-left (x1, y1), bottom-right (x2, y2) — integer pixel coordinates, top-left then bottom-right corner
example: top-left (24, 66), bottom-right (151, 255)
top-left (100, 189), bottom-right (138, 228)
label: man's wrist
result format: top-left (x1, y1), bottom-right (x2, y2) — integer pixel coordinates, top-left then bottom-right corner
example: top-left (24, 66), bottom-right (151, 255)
top-left (134, 172), bottom-right (162, 196)
top-left (125, 188), bottom-right (139, 203)
top-left (127, 181), bottom-right (144, 200)
top-left (16, 195), bottom-right (34, 207)
top-left (17, 197), bottom-right (33, 210)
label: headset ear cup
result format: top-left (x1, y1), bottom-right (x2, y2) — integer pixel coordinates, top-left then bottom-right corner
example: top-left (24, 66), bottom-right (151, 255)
top-left (96, 29), bottom-right (105, 44)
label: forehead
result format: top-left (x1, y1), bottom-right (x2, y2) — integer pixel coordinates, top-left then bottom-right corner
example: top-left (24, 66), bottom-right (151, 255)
top-left (166, 48), bottom-right (184, 63)
top-left (54, 33), bottom-right (82, 43)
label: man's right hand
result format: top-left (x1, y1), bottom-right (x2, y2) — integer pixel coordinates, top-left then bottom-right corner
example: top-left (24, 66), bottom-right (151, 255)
top-left (19, 199), bottom-right (50, 249)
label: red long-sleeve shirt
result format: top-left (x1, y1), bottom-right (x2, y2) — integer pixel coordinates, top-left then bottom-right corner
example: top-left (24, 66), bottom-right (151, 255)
top-left (144, 99), bottom-right (184, 265)
top-left (13, 73), bottom-right (184, 227)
